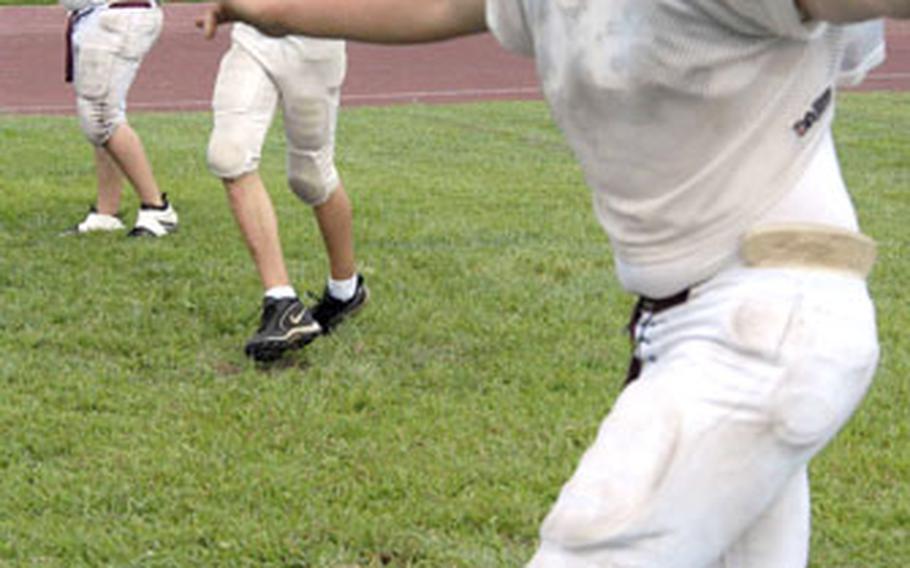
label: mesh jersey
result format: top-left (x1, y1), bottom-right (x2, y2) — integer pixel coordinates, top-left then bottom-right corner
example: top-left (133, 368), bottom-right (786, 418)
top-left (486, 0), bottom-right (884, 296)
top-left (232, 22), bottom-right (345, 66)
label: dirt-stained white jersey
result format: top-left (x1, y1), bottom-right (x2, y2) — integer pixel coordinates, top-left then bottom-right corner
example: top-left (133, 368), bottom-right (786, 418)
top-left (486, 0), bottom-right (884, 296)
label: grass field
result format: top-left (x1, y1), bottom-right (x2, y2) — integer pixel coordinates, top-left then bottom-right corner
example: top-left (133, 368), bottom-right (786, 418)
top-left (0, 95), bottom-right (908, 567)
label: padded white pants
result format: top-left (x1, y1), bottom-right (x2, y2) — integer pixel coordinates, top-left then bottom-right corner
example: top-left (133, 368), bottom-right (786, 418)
top-left (529, 264), bottom-right (878, 567)
top-left (72, 4), bottom-right (162, 145)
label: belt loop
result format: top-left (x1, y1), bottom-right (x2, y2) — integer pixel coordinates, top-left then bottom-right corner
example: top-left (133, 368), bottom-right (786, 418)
top-left (623, 289), bottom-right (689, 387)
top-left (624, 297), bottom-right (647, 386)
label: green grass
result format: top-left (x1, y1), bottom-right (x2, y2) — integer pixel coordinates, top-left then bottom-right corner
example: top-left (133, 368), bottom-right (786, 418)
top-left (0, 95), bottom-right (907, 567)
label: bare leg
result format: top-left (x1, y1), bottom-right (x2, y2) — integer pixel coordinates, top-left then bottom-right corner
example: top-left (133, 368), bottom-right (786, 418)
top-left (103, 122), bottom-right (164, 207)
top-left (314, 183), bottom-right (356, 280)
top-left (93, 146), bottom-right (124, 215)
top-left (225, 171), bottom-right (290, 290)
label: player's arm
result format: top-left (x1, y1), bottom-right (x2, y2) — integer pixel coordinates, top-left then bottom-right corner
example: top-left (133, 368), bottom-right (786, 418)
top-left (200, 0), bottom-right (487, 42)
top-left (796, 0), bottom-right (910, 22)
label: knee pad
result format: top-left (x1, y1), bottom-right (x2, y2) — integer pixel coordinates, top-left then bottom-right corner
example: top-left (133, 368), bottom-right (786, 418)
top-left (772, 387), bottom-right (842, 448)
top-left (287, 147), bottom-right (339, 206)
top-left (77, 98), bottom-right (124, 146)
top-left (283, 96), bottom-right (340, 205)
top-left (207, 126), bottom-right (259, 180)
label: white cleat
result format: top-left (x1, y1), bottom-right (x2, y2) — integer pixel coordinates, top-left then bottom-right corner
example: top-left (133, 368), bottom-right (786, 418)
top-left (128, 194), bottom-right (178, 238)
top-left (63, 208), bottom-right (126, 235)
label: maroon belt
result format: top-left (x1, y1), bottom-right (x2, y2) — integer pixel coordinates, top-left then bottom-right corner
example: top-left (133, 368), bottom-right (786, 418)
top-left (624, 289), bottom-right (690, 386)
top-left (108, 1), bottom-right (154, 8)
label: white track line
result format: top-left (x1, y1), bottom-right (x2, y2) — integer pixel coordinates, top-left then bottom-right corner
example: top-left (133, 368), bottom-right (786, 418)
top-left (342, 86), bottom-right (541, 103)
top-left (3, 72), bottom-right (907, 115)
top-left (1, 86), bottom-right (543, 114)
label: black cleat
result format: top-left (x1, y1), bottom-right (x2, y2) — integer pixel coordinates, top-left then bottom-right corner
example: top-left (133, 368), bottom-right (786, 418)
top-left (244, 297), bottom-right (322, 362)
top-left (311, 275), bottom-right (369, 334)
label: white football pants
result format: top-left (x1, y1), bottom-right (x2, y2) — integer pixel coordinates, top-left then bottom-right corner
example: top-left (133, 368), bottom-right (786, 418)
top-left (529, 264), bottom-right (878, 567)
top-left (72, 3), bottom-right (162, 145)
top-left (207, 36), bottom-right (344, 205)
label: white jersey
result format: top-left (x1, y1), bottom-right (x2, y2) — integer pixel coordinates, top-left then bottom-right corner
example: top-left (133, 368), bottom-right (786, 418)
top-left (231, 22), bottom-right (345, 66)
top-left (486, 0), bottom-right (884, 296)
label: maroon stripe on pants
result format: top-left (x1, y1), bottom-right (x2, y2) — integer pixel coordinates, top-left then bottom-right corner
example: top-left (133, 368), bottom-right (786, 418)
top-left (64, 9), bottom-right (93, 83)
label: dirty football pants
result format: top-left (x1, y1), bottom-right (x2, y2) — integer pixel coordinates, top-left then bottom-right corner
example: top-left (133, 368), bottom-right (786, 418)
top-left (529, 265), bottom-right (879, 567)
top-left (72, 3), bottom-right (162, 144)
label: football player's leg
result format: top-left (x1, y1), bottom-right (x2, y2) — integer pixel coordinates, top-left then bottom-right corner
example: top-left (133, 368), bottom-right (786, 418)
top-left (76, 7), bottom-right (174, 235)
top-left (278, 55), bottom-right (365, 332)
top-left (94, 145), bottom-right (124, 216)
top-left (279, 64), bottom-right (342, 211)
top-left (281, 85), bottom-right (353, 282)
top-left (529, 269), bottom-right (877, 567)
top-left (76, 8), bottom-right (163, 204)
top-left (704, 469), bottom-right (810, 568)
top-left (208, 45), bottom-right (321, 359)
top-left (67, 146), bottom-right (126, 233)
top-left (527, 354), bottom-right (772, 568)
top-left (207, 43), bottom-right (284, 288)
top-left (207, 44), bottom-right (277, 182)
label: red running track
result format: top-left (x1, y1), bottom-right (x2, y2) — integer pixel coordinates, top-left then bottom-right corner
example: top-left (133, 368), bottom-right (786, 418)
top-left (0, 3), bottom-right (540, 114)
top-left (1, 3), bottom-right (908, 115)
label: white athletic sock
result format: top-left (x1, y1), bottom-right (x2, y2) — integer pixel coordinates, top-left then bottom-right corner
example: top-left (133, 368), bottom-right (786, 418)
top-left (327, 275), bottom-right (358, 302)
top-left (264, 285), bottom-right (297, 300)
